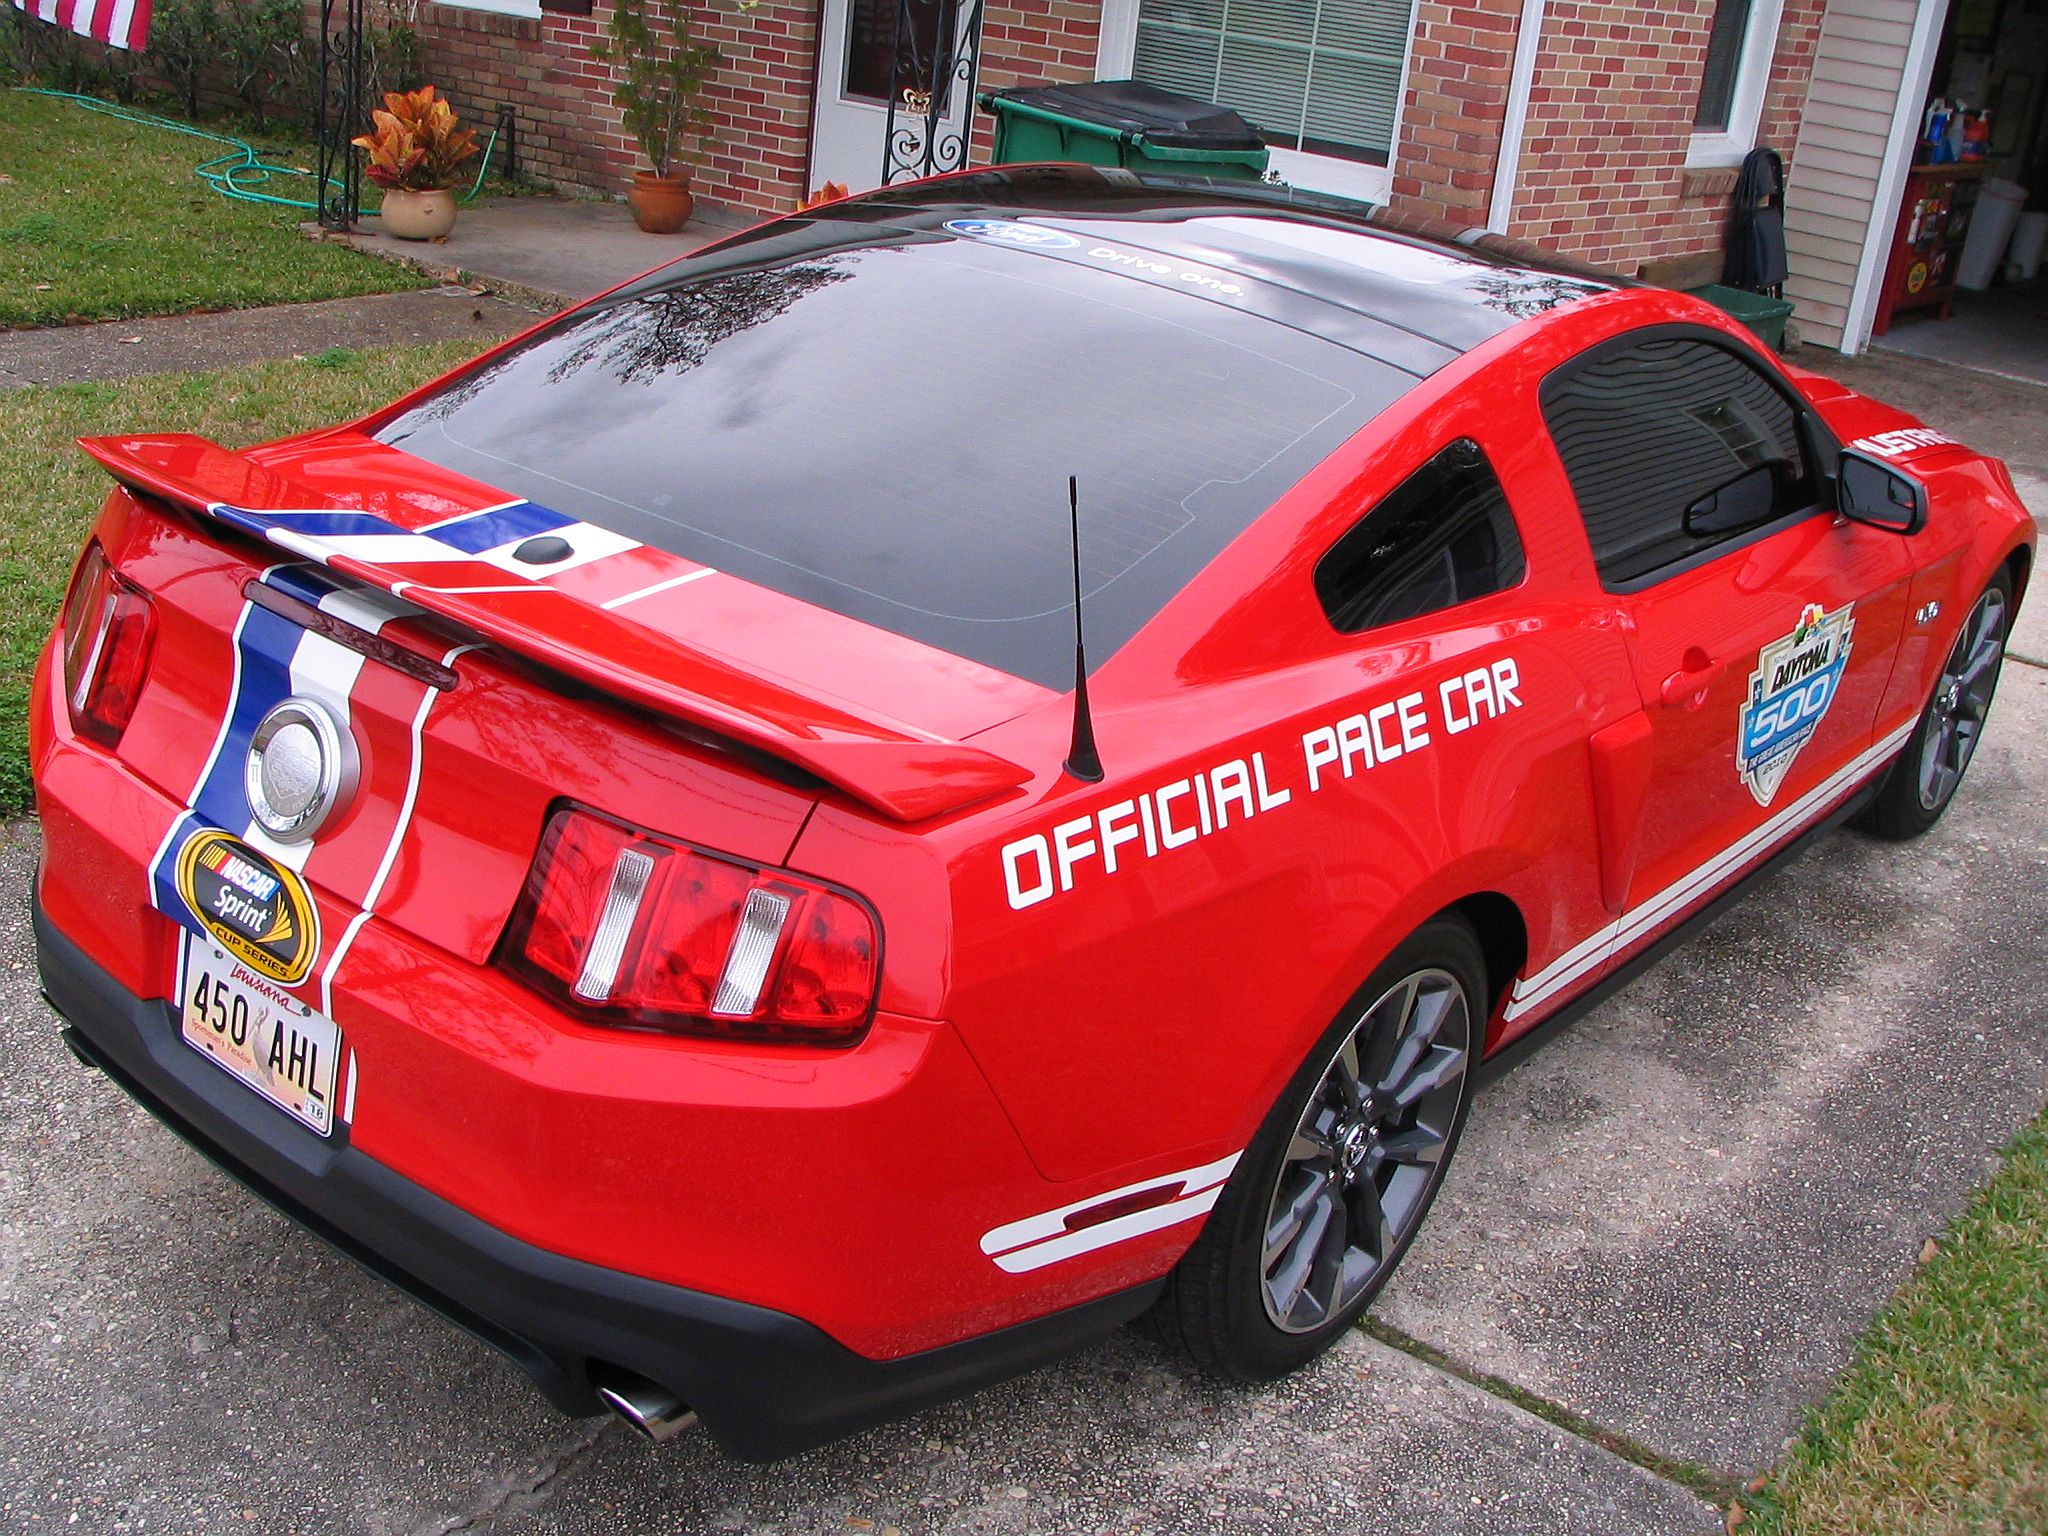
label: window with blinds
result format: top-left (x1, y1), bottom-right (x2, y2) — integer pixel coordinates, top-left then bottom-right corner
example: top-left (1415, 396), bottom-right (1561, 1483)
top-left (1131, 0), bottom-right (1414, 165)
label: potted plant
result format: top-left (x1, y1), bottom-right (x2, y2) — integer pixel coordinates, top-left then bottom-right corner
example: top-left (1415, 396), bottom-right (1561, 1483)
top-left (592, 0), bottom-right (722, 234)
top-left (352, 84), bottom-right (480, 241)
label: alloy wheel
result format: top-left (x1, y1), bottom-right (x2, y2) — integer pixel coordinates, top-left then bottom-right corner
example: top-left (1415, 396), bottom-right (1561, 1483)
top-left (1918, 586), bottom-right (2008, 812)
top-left (1259, 967), bottom-right (1471, 1333)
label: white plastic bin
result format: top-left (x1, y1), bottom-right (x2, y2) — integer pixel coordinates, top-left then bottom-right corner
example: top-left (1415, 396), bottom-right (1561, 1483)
top-left (2010, 211), bottom-right (2048, 281)
top-left (1958, 178), bottom-right (2026, 290)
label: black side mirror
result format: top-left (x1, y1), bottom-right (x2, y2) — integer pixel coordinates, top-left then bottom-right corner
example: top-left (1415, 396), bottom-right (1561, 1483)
top-left (1684, 462), bottom-right (1781, 537)
top-left (1837, 449), bottom-right (1924, 533)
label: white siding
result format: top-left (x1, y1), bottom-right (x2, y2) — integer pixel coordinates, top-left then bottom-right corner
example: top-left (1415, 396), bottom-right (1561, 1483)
top-left (1782, 0), bottom-right (1923, 348)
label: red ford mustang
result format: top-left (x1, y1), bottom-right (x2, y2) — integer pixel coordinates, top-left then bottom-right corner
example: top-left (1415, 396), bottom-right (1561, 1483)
top-left (32, 166), bottom-right (2032, 1459)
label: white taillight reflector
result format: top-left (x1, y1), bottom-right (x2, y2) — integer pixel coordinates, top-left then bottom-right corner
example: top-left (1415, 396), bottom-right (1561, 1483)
top-left (710, 886), bottom-right (792, 1017)
top-left (503, 805), bottom-right (882, 1044)
top-left (573, 847), bottom-right (656, 1002)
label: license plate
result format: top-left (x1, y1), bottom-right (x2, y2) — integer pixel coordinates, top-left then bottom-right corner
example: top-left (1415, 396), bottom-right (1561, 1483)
top-left (178, 931), bottom-right (342, 1136)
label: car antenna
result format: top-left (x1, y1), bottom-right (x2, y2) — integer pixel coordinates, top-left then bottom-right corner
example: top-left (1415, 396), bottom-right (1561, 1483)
top-left (1063, 474), bottom-right (1104, 783)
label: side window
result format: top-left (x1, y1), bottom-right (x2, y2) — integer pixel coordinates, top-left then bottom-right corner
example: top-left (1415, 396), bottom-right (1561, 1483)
top-left (1315, 439), bottom-right (1527, 634)
top-left (1541, 335), bottom-right (1813, 586)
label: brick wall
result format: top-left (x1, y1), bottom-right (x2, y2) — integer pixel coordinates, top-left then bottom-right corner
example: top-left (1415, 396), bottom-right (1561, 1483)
top-left (1393, 0), bottom-right (1522, 222)
top-left (970, 0), bottom-right (1102, 162)
top-left (405, 0), bottom-right (817, 215)
top-left (1500, 0), bottom-right (1823, 270)
top-left (1391, 0), bottom-right (1824, 274)
top-left (405, 0), bottom-right (1099, 216)
top-left (345, 0), bottom-right (1827, 261)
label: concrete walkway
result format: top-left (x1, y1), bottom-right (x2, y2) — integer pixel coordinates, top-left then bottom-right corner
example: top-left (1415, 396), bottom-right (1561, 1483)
top-left (322, 194), bottom-right (750, 312)
top-left (0, 287), bottom-right (540, 389)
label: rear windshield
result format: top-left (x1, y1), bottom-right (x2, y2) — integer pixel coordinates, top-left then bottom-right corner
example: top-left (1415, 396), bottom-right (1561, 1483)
top-left (375, 231), bottom-right (1400, 688)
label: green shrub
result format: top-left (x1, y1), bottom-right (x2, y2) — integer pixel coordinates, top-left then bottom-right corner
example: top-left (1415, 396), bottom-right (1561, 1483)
top-left (150, 0), bottom-right (219, 119)
top-left (219, 0), bottom-right (303, 127)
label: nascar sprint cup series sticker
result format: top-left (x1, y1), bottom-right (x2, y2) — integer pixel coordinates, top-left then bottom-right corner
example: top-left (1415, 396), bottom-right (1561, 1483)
top-left (174, 828), bottom-right (320, 985)
top-left (1737, 602), bottom-right (1855, 808)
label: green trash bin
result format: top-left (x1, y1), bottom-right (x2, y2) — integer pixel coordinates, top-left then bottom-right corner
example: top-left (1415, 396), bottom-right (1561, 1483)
top-left (1687, 283), bottom-right (1796, 350)
top-left (979, 80), bottom-right (1271, 182)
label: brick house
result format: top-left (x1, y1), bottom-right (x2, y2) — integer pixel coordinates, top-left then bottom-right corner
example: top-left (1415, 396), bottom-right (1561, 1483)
top-left (408, 0), bottom-right (2048, 356)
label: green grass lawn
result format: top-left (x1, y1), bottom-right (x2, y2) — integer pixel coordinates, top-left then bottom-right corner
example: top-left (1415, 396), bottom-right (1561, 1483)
top-left (1742, 1113), bottom-right (2048, 1535)
top-left (0, 340), bottom-right (477, 814)
top-left (0, 88), bottom-right (425, 329)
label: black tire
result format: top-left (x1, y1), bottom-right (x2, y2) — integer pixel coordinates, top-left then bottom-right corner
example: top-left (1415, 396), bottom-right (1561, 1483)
top-left (1859, 570), bottom-right (2013, 841)
top-left (1149, 916), bottom-right (1484, 1382)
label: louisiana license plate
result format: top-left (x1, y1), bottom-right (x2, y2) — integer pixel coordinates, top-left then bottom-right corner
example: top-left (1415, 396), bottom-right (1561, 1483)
top-left (178, 931), bottom-right (342, 1136)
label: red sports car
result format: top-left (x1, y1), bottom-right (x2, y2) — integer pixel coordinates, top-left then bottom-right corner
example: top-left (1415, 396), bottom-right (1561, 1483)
top-left (32, 166), bottom-right (2032, 1460)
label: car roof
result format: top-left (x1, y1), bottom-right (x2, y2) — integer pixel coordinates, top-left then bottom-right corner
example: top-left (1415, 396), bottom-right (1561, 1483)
top-left (373, 168), bottom-right (1621, 696)
top-left (644, 163), bottom-right (1621, 382)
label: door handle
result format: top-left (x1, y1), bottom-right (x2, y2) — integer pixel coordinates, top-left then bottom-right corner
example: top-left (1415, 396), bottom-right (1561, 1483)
top-left (1660, 646), bottom-right (1723, 709)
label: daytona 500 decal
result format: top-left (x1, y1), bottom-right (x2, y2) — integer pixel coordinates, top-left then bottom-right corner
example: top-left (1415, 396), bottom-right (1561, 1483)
top-left (1737, 602), bottom-right (1854, 807)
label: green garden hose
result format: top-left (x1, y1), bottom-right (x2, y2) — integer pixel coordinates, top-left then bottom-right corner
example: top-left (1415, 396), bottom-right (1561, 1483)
top-left (13, 87), bottom-right (501, 213)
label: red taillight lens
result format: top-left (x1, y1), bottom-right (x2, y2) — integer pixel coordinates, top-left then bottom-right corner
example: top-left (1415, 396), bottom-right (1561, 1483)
top-left (502, 806), bottom-right (881, 1044)
top-left (59, 542), bottom-right (156, 749)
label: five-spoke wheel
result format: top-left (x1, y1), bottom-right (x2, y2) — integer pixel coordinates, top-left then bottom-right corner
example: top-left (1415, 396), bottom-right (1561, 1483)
top-left (1260, 968), bottom-right (1469, 1333)
top-left (1150, 917), bottom-right (1483, 1381)
top-left (1863, 570), bottom-right (2014, 839)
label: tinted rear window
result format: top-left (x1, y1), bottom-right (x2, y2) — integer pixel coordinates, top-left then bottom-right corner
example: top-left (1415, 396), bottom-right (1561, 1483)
top-left (375, 233), bottom-right (1402, 688)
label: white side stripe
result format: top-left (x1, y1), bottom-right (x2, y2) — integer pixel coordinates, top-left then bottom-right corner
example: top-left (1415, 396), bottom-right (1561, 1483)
top-left (981, 1154), bottom-right (1240, 1274)
top-left (1505, 723), bottom-right (1916, 1021)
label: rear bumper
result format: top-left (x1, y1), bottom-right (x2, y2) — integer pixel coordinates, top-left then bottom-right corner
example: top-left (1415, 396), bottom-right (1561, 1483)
top-left (34, 896), bottom-right (1159, 1461)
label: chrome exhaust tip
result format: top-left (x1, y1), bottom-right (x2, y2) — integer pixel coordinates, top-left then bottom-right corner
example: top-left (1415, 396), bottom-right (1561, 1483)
top-left (596, 1378), bottom-right (698, 1443)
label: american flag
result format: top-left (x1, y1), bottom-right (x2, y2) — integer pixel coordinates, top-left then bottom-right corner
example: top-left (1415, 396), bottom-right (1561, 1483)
top-left (12, 0), bottom-right (153, 52)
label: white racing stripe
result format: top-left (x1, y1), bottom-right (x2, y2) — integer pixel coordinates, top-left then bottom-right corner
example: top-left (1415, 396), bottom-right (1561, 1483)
top-left (235, 630), bottom-right (366, 873)
top-left (315, 642), bottom-right (478, 1021)
top-left (1505, 722), bottom-right (1916, 1021)
top-left (599, 568), bottom-right (717, 610)
top-left (981, 1154), bottom-right (1241, 1274)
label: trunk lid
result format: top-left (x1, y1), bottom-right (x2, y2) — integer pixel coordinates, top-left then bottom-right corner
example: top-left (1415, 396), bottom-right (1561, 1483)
top-left (82, 431), bottom-right (1047, 823)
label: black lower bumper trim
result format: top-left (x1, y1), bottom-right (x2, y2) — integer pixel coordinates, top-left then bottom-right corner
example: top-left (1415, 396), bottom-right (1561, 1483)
top-left (33, 896), bottom-right (1160, 1461)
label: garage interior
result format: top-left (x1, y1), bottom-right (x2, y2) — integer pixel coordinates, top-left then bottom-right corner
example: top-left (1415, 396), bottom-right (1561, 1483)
top-left (1871, 0), bottom-right (2048, 383)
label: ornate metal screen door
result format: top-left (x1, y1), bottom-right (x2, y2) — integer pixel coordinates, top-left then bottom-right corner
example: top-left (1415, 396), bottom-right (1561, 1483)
top-left (808, 0), bottom-right (984, 195)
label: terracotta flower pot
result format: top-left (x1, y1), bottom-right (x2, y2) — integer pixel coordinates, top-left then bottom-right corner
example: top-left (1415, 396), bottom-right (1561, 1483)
top-left (379, 187), bottom-right (459, 241)
top-left (629, 170), bottom-right (695, 234)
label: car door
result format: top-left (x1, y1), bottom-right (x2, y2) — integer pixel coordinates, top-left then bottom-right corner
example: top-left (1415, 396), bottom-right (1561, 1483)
top-left (1538, 328), bottom-right (1918, 927)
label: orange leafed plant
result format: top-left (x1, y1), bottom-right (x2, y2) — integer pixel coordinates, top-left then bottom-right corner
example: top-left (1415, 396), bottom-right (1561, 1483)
top-left (352, 86), bottom-right (480, 192)
top-left (797, 182), bottom-right (850, 212)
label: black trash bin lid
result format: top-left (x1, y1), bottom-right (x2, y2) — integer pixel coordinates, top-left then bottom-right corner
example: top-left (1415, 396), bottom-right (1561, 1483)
top-left (985, 80), bottom-right (1266, 152)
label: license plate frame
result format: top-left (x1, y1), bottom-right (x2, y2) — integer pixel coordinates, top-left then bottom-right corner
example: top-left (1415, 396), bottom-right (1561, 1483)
top-left (177, 931), bottom-right (342, 1137)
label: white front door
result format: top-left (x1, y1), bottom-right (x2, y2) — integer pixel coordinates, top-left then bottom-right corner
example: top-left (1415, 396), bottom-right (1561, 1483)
top-left (810, 0), bottom-right (982, 196)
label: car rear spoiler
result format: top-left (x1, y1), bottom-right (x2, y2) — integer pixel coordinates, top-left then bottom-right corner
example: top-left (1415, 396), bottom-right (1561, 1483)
top-left (79, 432), bottom-right (1033, 823)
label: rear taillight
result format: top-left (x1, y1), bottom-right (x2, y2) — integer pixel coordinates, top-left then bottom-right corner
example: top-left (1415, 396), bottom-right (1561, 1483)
top-left (503, 805), bottom-right (882, 1044)
top-left (59, 542), bottom-right (156, 749)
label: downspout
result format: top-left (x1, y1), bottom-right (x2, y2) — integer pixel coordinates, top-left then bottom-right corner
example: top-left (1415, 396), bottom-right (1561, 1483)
top-left (1486, 0), bottom-right (1549, 235)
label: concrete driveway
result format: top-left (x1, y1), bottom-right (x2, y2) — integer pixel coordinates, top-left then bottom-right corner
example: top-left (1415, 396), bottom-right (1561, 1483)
top-left (4, 372), bottom-right (2046, 1535)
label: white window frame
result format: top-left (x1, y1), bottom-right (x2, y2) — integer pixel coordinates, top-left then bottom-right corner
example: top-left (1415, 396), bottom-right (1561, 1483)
top-left (441, 0), bottom-right (543, 18)
top-left (1686, 0), bottom-right (1788, 168)
top-left (1094, 0), bottom-right (1417, 205)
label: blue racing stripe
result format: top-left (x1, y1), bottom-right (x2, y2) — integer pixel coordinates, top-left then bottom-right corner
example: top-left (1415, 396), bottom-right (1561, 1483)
top-left (261, 563), bottom-right (338, 606)
top-left (426, 501), bottom-right (575, 554)
top-left (261, 510), bottom-right (415, 538)
top-left (190, 601), bottom-right (306, 833)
